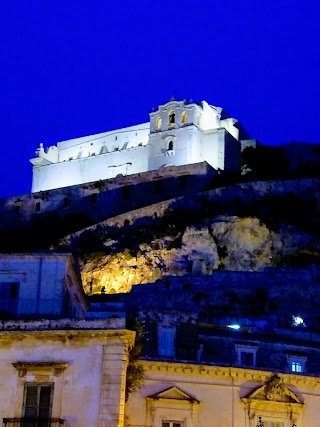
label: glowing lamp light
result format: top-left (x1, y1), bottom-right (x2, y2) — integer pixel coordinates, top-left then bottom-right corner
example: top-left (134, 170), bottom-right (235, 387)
top-left (292, 316), bottom-right (305, 327)
top-left (227, 324), bottom-right (240, 330)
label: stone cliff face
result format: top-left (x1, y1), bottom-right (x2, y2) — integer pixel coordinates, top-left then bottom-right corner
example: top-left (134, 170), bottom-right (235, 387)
top-left (58, 178), bottom-right (320, 294)
top-left (79, 216), bottom-right (319, 294)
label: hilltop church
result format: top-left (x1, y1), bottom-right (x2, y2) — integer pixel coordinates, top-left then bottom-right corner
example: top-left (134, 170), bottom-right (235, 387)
top-left (30, 99), bottom-right (255, 192)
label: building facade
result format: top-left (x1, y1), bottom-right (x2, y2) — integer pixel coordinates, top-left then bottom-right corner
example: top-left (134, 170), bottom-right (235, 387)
top-left (30, 100), bottom-right (254, 192)
top-left (96, 268), bottom-right (320, 427)
top-left (125, 362), bottom-right (320, 427)
top-left (0, 253), bottom-right (135, 427)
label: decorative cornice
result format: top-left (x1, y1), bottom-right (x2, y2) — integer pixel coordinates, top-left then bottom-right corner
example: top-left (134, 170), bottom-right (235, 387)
top-left (0, 328), bottom-right (135, 348)
top-left (142, 360), bottom-right (320, 389)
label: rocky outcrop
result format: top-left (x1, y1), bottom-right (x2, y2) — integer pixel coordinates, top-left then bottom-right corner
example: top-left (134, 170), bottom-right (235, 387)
top-left (80, 216), bottom-right (319, 294)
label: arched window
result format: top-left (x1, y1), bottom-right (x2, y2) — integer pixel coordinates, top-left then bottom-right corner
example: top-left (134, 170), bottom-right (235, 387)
top-left (168, 111), bottom-right (175, 126)
top-left (156, 117), bottom-right (162, 131)
top-left (181, 111), bottom-right (188, 124)
top-left (168, 140), bottom-right (173, 151)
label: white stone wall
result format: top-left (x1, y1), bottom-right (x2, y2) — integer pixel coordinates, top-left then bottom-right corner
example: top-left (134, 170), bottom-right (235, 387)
top-left (148, 126), bottom-right (202, 171)
top-left (32, 145), bottom-right (149, 192)
top-left (30, 100), bottom-right (246, 193)
top-left (57, 123), bottom-right (150, 162)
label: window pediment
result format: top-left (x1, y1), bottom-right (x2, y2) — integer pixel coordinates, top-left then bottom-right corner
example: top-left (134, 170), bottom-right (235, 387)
top-left (13, 361), bottom-right (69, 377)
top-left (241, 374), bottom-right (304, 420)
top-left (146, 386), bottom-right (199, 426)
top-left (147, 386), bottom-right (199, 404)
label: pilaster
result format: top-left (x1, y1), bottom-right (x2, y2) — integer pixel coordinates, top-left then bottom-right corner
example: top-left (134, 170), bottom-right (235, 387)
top-left (98, 339), bottom-right (130, 427)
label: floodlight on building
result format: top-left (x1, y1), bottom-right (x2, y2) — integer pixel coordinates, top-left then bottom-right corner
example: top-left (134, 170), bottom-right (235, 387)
top-left (292, 316), bottom-right (305, 327)
top-left (227, 324), bottom-right (240, 330)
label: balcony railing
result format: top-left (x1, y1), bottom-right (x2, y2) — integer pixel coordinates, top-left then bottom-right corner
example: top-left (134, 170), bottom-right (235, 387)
top-left (3, 418), bottom-right (65, 427)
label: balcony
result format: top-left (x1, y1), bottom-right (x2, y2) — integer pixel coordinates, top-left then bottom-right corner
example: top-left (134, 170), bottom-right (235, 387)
top-left (3, 418), bottom-right (65, 427)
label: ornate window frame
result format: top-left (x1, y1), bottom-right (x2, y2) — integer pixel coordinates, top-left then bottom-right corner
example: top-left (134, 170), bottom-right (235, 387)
top-left (241, 374), bottom-right (304, 427)
top-left (146, 386), bottom-right (199, 427)
top-left (12, 361), bottom-right (68, 418)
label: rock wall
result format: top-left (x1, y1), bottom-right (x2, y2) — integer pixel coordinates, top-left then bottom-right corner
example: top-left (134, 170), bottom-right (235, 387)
top-left (80, 216), bottom-right (319, 294)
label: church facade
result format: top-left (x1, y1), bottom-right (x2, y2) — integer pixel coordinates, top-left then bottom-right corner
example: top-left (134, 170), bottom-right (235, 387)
top-left (30, 100), bottom-right (255, 192)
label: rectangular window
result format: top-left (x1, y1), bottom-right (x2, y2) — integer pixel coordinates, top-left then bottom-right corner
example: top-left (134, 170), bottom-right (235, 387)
top-left (0, 282), bottom-right (19, 315)
top-left (240, 351), bottom-right (254, 366)
top-left (288, 355), bottom-right (306, 373)
top-left (236, 345), bottom-right (257, 367)
top-left (35, 202), bottom-right (41, 212)
top-left (291, 361), bottom-right (304, 373)
top-left (23, 384), bottom-right (53, 419)
top-left (158, 326), bottom-right (175, 357)
top-left (162, 421), bottom-right (183, 427)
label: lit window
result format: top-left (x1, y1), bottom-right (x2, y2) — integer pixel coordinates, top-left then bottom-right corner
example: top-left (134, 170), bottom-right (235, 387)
top-left (181, 111), bottom-right (188, 124)
top-left (162, 421), bottom-right (183, 427)
top-left (156, 117), bottom-right (162, 131)
top-left (158, 326), bottom-right (175, 357)
top-left (23, 383), bottom-right (53, 418)
top-left (288, 355), bottom-right (306, 373)
top-left (169, 111), bottom-right (175, 126)
top-left (291, 361), bottom-right (304, 373)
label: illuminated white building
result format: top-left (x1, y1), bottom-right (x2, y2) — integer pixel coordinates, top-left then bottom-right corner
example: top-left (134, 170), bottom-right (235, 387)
top-left (30, 100), bottom-right (254, 192)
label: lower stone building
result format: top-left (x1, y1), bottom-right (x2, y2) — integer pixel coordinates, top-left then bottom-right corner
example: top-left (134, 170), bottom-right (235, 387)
top-left (125, 362), bottom-right (320, 427)
top-left (96, 269), bottom-right (320, 427)
top-left (0, 253), bottom-right (135, 427)
top-left (2, 253), bottom-right (320, 427)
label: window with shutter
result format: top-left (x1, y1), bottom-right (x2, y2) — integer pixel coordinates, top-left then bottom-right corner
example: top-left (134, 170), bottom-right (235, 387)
top-left (23, 384), bottom-right (53, 421)
top-left (240, 351), bottom-right (254, 366)
top-left (158, 326), bottom-right (175, 357)
top-left (0, 282), bottom-right (19, 315)
top-left (162, 421), bottom-right (183, 427)
top-left (236, 344), bottom-right (257, 367)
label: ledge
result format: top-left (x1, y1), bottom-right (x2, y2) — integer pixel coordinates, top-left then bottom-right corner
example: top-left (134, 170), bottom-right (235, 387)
top-left (12, 362), bottom-right (69, 377)
top-left (142, 360), bottom-right (320, 389)
top-left (0, 318), bottom-right (125, 331)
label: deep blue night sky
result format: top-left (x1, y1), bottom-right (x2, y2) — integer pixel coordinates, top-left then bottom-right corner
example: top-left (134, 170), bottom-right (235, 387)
top-left (0, 0), bottom-right (319, 198)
